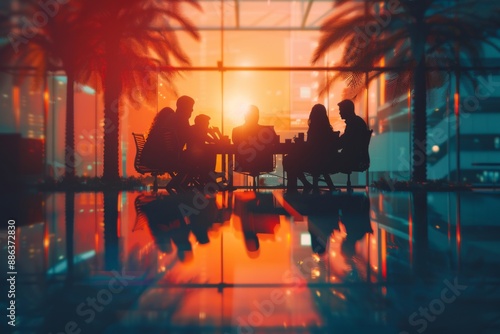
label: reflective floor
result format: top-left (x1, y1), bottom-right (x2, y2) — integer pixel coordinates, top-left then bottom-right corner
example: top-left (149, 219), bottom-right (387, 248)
top-left (1, 189), bottom-right (500, 333)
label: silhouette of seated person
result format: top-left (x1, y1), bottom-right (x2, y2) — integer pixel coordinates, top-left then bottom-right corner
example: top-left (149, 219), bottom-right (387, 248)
top-left (185, 114), bottom-right (222, 184)
top-left (232, 105), bottom-right (278, 178)
top-left (141, 96), bottom-right (196, 191)
top-left (283, 104), bottom-right (339, 192)
top-left (141, 106), bottom-right (176, 170)
top-left (335, 99), bottom-right (370, 172)
top-left (171, 95), bottom-right (196, 151)
top-left (168, 96), bottom-right (196, 190)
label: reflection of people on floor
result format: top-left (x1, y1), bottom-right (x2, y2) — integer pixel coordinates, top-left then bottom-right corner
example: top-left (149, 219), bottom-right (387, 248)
top-left (135, 191), bottom-right (224, 261)
top-left (189, 194), bottom-right (219, 245)
top-left (135, 194), bottom-right (184, 256)
top-left (340, 194), bottom-right (372, 257)
top-left (304, 193), bottom-right (371, 284)
top-left (337, 195), bottom-right (372, 284)
top-left (308, 213), bottom-right (340, 255)
top-left (306, 193), bottom-right (371, 257)
top-left (233, 192), bottom-right (282, 257)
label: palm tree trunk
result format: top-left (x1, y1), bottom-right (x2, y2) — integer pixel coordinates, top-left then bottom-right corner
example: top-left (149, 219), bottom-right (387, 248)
top-left (412, 56), bottom-right (427, 182)
top-left (102, 52), bottom-right (121, 183)
top-left (65, 191), bottom-right (75, 282)
top-left (64, 71), bottom-right (76, 180)
top-left (412, 190), bottom-right (428, 277)
top-left (411, 7), bottom-right (428, 183)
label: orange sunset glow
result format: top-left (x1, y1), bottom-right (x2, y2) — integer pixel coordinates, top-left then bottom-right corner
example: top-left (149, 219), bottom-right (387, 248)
top-left (2, 0), bottom-right (500, 333)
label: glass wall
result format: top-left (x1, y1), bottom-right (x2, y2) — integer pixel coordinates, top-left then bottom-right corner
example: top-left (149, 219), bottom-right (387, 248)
top-left (2, 0), bottom-right (499, 185)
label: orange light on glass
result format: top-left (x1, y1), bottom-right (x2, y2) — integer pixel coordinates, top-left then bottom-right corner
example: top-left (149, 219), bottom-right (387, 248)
top-left (117, 194), bottom-right (122, 238)
top-left (381, 229), bottom-right (387, 279)
top-left (407, 89), bottom-right (411, 113)
top-left (44, 87), bottom-right (49, 114)
top-left (44, 224), bottom-right (50, 249)
top-left (13, 85), bottom-right (20, 131)
top-left (456, 201), bottom-right (462, 269)
top-left (379, 57), bottom-right (385, 106)
top-left (454, 93), bottom-right (460, 116)
top-left (43, 222), bottom-right (50, 270)
top-left (95, 232), bottom-right (99, 251)
top-left (408, 197), bottom-right (413, 266)
top-left (117, 217), bottom-right (121, 238)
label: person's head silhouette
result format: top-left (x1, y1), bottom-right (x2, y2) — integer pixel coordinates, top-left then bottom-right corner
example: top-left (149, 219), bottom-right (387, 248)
top-left (244, 105), bottom-right (260, 126)
top-left (176, 95), bottom-right (195, 120)
top-left (194, 114), bottom-right (211, 129)
top-left (338, 99), bottom-right (355, 120)
top-left (308, 103), bottom-right (329, 127)
top-left (153, 106), bottom-right (174, 122)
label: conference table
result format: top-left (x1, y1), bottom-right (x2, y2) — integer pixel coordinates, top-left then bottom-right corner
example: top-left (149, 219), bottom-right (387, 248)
top-left (207, 141), bottom-right (301, 155)
top-left (204, 140), bottom-right (305, 189)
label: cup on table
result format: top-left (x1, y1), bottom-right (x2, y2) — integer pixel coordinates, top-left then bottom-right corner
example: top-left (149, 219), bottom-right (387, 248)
top-left (285, 138), bottom-right (292, 144)
top-left (298, 132), bottom-right (304, 142)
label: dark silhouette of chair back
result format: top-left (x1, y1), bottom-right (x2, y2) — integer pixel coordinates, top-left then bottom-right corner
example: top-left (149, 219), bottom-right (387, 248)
top-left (351, 129), bottom-right (372, 172)
top-left (162, 130), bottom-right (180, 164)
top-left (132, 132), bottom-right (175, 192)
top-left (132, 133), bottom-right (150, 174)
top-left (235, 150), bottom-right (275, 175)
top-left (343, 129), bottom-right (372, 190)
top-left (233, 127), bottom-right (277, 190)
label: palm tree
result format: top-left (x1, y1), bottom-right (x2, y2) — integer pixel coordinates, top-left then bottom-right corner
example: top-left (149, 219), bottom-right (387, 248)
top-left (312, 0), bottom-right (500, 182)
top-left (81, 0), bottom-right (201, 183)
top-left (0, 0), bottom-right (93, 180)
top-left (1, 0), bottom-right (200, 184)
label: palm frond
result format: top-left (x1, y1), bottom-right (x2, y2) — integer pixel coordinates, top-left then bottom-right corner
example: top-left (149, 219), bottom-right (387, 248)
top-left (314, 0), bottom-right (500, 103)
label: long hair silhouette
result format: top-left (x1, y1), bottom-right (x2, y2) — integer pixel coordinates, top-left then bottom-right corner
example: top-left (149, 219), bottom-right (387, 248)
top-left (308, 104), bottom-right (332, 133)
top-left (147, 107), bottom-right (175, 138)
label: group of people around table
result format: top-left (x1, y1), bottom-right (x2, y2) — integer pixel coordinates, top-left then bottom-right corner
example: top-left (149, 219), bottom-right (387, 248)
top-left (140, 95), bottom-right (369, 193)
top-left (284, 100), bottom-right (369, 192)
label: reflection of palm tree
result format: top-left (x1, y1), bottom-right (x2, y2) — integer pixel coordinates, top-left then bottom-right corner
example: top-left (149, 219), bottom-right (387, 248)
top-left (65, 191), bottom-right (75, 282)
top-left (412, 190), bottom-right (428, 277)
top-left (313, 0), bottom-right (500, 182)
top-left (104, 190), bottom-right (119, 270)
top-left (82, 0), bottom-right (201, 182)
